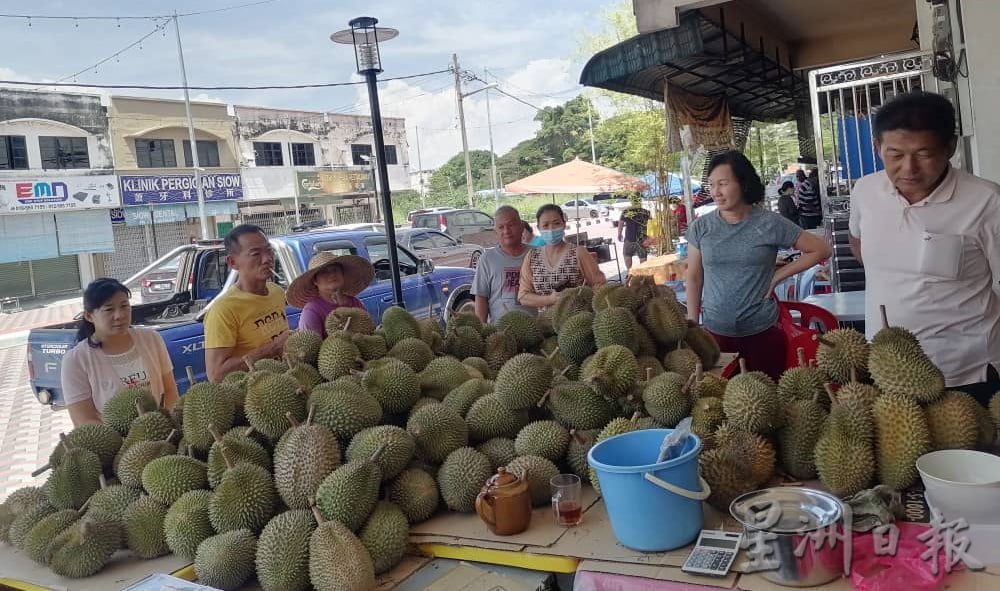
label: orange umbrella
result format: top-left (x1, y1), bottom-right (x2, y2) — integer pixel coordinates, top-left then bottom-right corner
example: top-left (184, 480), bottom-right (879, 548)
top-left (504, 157), bottom-right (649, 194)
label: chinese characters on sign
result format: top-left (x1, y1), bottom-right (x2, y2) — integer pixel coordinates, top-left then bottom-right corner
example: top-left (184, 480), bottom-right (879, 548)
top-left (119, 174), bottom-right (243, 206)
top-left (295, 169), bottom-right (373, 198)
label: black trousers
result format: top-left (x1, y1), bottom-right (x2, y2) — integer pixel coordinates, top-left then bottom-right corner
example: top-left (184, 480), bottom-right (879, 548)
top-left (952, 364), bottom-right (1000, 407)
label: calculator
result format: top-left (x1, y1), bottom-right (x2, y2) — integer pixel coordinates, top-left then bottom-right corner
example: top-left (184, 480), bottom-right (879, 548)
top-left (681, 530), bottom-right (743, 577)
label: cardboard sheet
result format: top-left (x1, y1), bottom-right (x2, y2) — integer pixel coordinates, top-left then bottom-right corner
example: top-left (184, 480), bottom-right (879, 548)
top-left (422, 563), bottom-right (539, 591)
top-left (409, 486), bottom-right (599, 547)
top-left (0, 548), bottom-right (189, 591)
top-left (410, 535), bottom-right (526, 552)
top-left (578, 559), bottom-right (738, 588)
top-left (376, 555), bottom-right (433, 590)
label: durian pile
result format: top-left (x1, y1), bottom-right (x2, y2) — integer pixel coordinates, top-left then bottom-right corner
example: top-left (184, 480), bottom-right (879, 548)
top-left (698, 303), bottom-right (1000, 513)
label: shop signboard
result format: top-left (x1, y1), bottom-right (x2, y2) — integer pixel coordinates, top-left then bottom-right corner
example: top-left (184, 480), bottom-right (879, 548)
top-left (295, 169), bottom-right (373, 199)
top-left (119, 173), bottom-right (243, 206)
top-left (0, 174), bottom-right (120, 214)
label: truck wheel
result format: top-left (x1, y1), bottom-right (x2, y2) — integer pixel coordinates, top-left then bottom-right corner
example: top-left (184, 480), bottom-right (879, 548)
top-left (451, 294), bottom-right (474, 315)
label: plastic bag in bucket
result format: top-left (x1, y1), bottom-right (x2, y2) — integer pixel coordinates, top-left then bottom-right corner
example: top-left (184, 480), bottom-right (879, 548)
top-left (587, 428), bottom-right (710, 551)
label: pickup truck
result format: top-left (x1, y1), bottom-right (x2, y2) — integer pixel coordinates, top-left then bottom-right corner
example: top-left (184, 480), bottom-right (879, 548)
top-left (27, 228), bottom-right (477, 408)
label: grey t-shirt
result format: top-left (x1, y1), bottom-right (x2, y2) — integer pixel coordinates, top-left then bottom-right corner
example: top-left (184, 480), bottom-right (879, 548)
top-left (687, 207), bottom-right (803, 337)
top-left (471, 246), bottom-right (537, 323)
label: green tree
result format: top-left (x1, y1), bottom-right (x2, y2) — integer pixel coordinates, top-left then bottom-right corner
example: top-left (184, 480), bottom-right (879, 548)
top-left (743, 121), bottom-right (802, 181)
top-left (496, 138), bottom-right (547, 186)
top-left (428, 150), bottom-right (495, 194)
top-left (533, 95), bottom-right (599, 163)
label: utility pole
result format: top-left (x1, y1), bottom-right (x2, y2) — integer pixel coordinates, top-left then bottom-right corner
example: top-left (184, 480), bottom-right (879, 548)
top-left (587, 99), bottom-right (597, 163)
top-left (414, 125), bottom-right (426, 208)
top-left (452, 54), bottom-right (474, 207)
top-left (484, 67), bottom-right (498, 211)
top-left (173, 12), bottom-right (209, 239)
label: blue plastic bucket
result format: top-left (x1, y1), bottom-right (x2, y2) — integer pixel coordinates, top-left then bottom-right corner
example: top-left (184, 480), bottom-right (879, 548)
top-left (588, 429), bottom-right (709, 551)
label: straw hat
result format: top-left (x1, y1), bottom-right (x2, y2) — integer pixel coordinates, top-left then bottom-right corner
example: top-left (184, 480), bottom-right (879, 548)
top-left (286, 251), bottom-right (375, 308)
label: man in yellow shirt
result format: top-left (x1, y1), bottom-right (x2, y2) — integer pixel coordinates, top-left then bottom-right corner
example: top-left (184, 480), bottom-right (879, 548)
top-left (205, 224), bottom-right (290, 382)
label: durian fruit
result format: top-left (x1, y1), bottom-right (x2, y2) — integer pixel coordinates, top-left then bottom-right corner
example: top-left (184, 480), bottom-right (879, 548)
top-left (593, 305), bottom-right (640, 352)
top-left (494, 353), bottom-right (554, 410)
top-left (683, 321), bottom-right (721, 370)
top-left (973, 403), bottom-right (997, 449)
top-left (317, 334), bottom-right (364, 381)
top-left (46, 514), bottom-right (123, 578)
top-left (690, 364), bottom-right (727, 399)
top-left (438, 447), bottom-right (493, 512)
top-left (352, 333), bottom-right (390, 362)
top-left (419, 356), bottom-right (479, 400)
top-left (442, 378), bottom-right (493, 417)
top-left (45, 438), bottom-right (102, 510)
top-left (346, 424), bottom-right (414, 481)
top-left (663, 346), bottom-right (701, 380)
top-left (496, 309), bottom-right (543, 351)
top-left (118, 432), bottom-right (180, 489)
top-left (286, 362), bottom-right (324, 394)
top-left (446, 310), bottom-right (484, 335)
top-left (543, 381), bottom-right (617, 431)
top-left (514, 420), bottom-right (570, 462)
top-left (274, 408), bottom-right (342, 509)
top-left (22, 508), bottom-right (79, 564)
top-left (182, 380), bottom-right (237, 453)
top-left (195, 529), bottom-right (258, 591)
top-left (484, 331), bottom-right (520, 372)
top-left (814, 428), bottom-right (875, 497)
top-left (723, 359), bottom-right (783, 434)
top-left (636, 356), bottom-right (665, 380)
top-left (777, 393), bottom-right (828, 479)
top-left (309, 506), bottom-right (376, 591)
top-left (308, 380), bottom-right (383, 445)
top-left (256, 510), bottom-right (316, 591)
top-left (381, 306), bottom-right (422, 348)
top-left (142, 454), bottom-right (208, 505)
top-left (588, 416), bottom-right (642, 494)
top-left (445, 325), bottom-right (485, 359)
top-left (815, 328), bottom-right (870, 383)
top-left (245, 371), bottom-right (307, 441)
top-left (872, 393), bottom-right (933, 490)
top-left (506, 455), bottom-right (560, 506)
top-left (7, 502), bottom-right (57, 549)
top-left (466, 394), bottom-right (530, 442)
top-left (925, 391), bottom-right (981, 450)
top-left (316, 444), bottom-right (385, 531)
top-left (359, 501), bottom-right (410, 575)
top-left (327, 307), bottom-right (376, 335)
top-left (566, 429), bottom-right (598, 482)
top-left (123, 495), bottom-right (170, 559)
top-left (778, 348), bottom-right (828, 404)
top-left (285, 330), bottom-right (323, 366)
top-left (387, 336), bottom-right (435, 372)
top-left (868, 306), bottom-right (944, 403)
top-left (462, 357), bottom-right (493, 381)
top-left (362, 357), bottom-right (420, 414)
top-left (38, 423), bottom-right (122, 476)
top-left (641, 298), bottom-right (688, 347)
top-left (551, 286), bottom-right (594, 331)
top-left (827, 383), bottom-right (876, 443)
top-left (207, 426), bottom-right (272, 489)
top-left (990, 392), bottom-right (1000, 432)
top-left (1, 487), bottom-right (49, 543)
top-left (119, 401), bottom-right (176, 463)
top-left (634, 325), bottom-right (659, 358)
top-left (583, 345), bottom-right (640, 400)
top-left (85, 474), bottom-right (143, 524)
top-left (164, 489), bottom-right (214, 561)
top-left (592, 284), bottom-right (640, 313)
top-left (407, 402), bottom-right (468, 463)
top-left (388, 468), bottom-right (440, 524)
top-left (712, 425), bottom-right (776, 485)
top-left (102, 385), bottom-right (158, 435)
top-left (254, 358), bottom-right (288, 373)
top-left (556, 311), bottom-right (596, 364)
top-left (476, 437), bottom-right (517, 470)
top-left (209, 448), bottom-right (278, 533)
top-left (699, 445), bottom-right (757, 511)
top-left (691, 396), bottom-right (726, 448)
top-left (643, 372), bottom-right (693, 428)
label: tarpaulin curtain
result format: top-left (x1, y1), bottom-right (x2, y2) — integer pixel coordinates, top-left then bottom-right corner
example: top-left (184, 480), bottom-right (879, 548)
top-left (665, 83), bottom-right (735, 153)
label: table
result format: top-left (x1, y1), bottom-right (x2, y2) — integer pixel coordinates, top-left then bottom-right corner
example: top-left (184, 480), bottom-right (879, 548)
top-left (628, 253), bottom-right (687, 284)
top-left (803, 291), bottom-right (866, 323)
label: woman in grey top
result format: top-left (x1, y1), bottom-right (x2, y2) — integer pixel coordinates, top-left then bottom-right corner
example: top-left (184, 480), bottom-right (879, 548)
top-left (685, 151), bottom-right (831, 379)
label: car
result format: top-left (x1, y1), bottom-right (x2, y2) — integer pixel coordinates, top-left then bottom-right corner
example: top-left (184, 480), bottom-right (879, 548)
top-left (411, 208), bottom-right (497, 248)
top-left (407, 206), bottom-right (455, 223)
top-left (606, 198), bottom-right (649, 226)
top-left (131, 257), bottom-right (184, 305)
top-left (560, 199), bottom-right (607, 220)
top-left (396, 228), bottom-right (484, 268)
top-left (332, 222), bottom-right (386, 232)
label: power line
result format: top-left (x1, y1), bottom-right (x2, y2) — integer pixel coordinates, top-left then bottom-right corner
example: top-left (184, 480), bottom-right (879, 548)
top-left (484, 68), bottom-right (580, 100)
top-left (466, 74), bottom-right (544, 111)
top-left (52, 20), bottom-right (170, 85)
top-left (0, 69), bottom-right (453, 91)
top-left (0, 0), bottom-right (280, 21)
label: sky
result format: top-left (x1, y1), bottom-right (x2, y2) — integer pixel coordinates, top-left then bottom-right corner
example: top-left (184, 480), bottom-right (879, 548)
top-left (1, 0), bottom-right (618, 170)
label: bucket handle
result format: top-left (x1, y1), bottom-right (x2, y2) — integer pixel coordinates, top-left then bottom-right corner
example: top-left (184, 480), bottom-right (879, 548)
top-left (643, 472), bottom-right (712, 501)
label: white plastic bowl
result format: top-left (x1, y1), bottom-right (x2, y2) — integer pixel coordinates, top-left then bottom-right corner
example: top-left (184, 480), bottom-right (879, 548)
top-left (916, 450), bottom-right (1000, 525)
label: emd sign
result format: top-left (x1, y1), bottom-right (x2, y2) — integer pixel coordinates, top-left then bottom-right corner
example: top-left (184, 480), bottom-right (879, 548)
top-left (16, 181), bottom-right (69, 202)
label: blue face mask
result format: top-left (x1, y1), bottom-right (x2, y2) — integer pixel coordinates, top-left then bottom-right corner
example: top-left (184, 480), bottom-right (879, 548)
top-left (538, 228), bottom-right (564, 246)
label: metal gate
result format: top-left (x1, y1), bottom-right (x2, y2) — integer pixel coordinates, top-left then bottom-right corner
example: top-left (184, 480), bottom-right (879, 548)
top-left (808, 51), bottom-right (937, 292)
top-left (333, 203), bottom-right (373, 226)
top-left (240, 206), bottom-right (324, 237)
top-left (102, 221), bottom-right (191, 281)
top-left (0, 256), bottom-right (81, 299)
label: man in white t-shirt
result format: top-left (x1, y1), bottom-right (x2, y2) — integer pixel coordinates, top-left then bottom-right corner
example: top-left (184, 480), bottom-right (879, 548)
top-left (849, 91), bottom-right (1000, 405)
top-left (472, 206), bottom-right (537, 323)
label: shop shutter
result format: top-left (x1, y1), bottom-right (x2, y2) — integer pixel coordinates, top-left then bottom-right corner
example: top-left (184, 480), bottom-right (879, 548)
top-left (151, 221), bottom-right (190, 256)
top-left (0, 262), bottom-right (33, 298)
top-left (334, 203), bottom-right (373, 225)
top-left (103, 224), bottom-right (155, 281)
top-left (31, 255), bottom-right (82, 297)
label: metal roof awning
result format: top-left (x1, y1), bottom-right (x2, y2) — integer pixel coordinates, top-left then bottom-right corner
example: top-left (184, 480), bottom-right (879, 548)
top-left (579, 11), bottom-right (806, 121)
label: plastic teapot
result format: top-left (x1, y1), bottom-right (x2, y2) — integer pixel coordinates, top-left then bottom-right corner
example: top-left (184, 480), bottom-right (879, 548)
top-left (475, 467), bottom-right (532, 536)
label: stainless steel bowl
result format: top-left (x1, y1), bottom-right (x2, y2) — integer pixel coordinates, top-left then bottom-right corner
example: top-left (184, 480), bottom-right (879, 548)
top-left (730, 487), bottom-right (846, 587)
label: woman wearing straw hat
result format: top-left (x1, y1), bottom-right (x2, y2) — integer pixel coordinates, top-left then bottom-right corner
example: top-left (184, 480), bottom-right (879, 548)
top-left (287, 252), bottom-right (375, 338)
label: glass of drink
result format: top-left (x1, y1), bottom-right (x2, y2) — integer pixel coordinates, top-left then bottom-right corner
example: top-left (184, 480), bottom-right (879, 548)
top-left (550, 474), bottom-right (583, 527)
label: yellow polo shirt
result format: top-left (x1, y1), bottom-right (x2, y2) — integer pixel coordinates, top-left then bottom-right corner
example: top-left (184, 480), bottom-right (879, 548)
top-left (204, 283), bottom-right (289, 359)
top-left (850, 168), bottom-right (1000, 386)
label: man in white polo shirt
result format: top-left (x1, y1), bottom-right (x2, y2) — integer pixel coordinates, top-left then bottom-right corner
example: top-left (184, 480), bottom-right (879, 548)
top-left (849, 92), bottom-right (1000, 406)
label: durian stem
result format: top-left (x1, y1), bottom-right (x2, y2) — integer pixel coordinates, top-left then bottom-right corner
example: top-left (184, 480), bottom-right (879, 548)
top-left (370, 443), bottom-right (388, 463)
top-left (569, 429), bottom-right (586, 445)
top-left (646, 367), bottom-right (653, 382)
top-left (98, 473), bottom-right (108, 489)
top-left (879, 304), bottom-right (889, 330)
top-left (824, 384), bottom-right (838, 407)
top-left (796, 347), bottom-right (807, 368)
top-left (310, 505), bottom-right (326, 525)
top-left (78, 496), bottom-right (94, 514)
top-left (58, 432), bottom-right (71, 454)
top-left (850, 367), bottom-right (858, 384)
top-left (242, 355), bottom-right (254, 371)
top-left (738, 357), bottom-right (748, 375)
top-left (629, 411), bottom-right (642, 423)
top-left (306, 404), bottom-right (315, 427)
top-left (545, 346), bottom-right (560, 360)
top-left (815, 335), bottom-right (836, 348)
top-left (343, 316), bottom-right (352, 332)
top-left (218, 446), bottom-right (235, 470)
top-left (536, 390), bottom-right (551, 408)
top-left (185, 365), bottom-right (197, 386)
top-left (166, 429), bottom-right (178, 444)
top-left (30, 463), bottom-right (50, 477)
top-left (559, 365), bottom-right (572, 377)
top-left (208, 425), bottom-right (223, 444)
top-left (244, 426), bottom-right (256, 439)
top-left (683, 372), bottom-right (697, 398)
top-left (134, 399), bottom-right (145, 416)
top-left (695, 362), bottom-right (704, 383)
top-left (286, 411), bottom-right (300, 428)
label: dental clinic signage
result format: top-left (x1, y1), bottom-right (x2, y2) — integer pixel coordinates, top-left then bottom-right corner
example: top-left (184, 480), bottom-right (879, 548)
top-left (119, 173), bottom-right (243, 206)
top-left (0, 174), bottom-right (120, 214)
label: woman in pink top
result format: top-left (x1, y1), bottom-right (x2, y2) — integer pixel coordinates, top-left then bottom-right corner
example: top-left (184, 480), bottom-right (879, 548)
top-left (286, 251), bottom-right (375, 338)
top-left (61, 278), bottom-right (178, 426)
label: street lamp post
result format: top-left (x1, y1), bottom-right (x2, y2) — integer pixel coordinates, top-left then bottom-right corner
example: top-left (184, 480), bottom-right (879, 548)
top-left (332, 16), bottom-right (404, 309)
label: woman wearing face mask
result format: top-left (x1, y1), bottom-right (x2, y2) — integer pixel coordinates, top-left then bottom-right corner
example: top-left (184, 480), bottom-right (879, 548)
top-left (61, 278), bottom-right (178, 427)
top-left (518, 204), bottom-right (607, 309)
